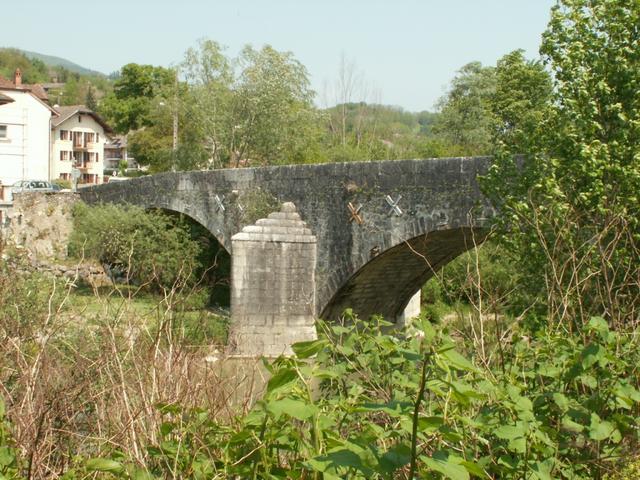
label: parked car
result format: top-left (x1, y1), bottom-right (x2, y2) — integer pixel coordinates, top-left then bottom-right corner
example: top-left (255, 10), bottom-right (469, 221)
top-left (12, 180), bottom-right (56, 194)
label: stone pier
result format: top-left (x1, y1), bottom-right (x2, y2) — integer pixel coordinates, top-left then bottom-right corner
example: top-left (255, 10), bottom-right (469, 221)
top-left (229, 202), bottom-right (317, 356)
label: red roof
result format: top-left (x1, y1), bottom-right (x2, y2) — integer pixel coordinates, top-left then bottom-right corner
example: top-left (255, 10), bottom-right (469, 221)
top-left (0, 74), bottom-right (49, 101)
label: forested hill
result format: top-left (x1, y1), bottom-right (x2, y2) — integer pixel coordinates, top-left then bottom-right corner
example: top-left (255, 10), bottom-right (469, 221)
top-left (18, 49), bottom-right (105, 77)
top-left (0, 48), bottom-right (112, 107)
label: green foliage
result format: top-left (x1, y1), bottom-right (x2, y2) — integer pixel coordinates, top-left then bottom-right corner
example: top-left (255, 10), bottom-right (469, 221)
top-left (433, 61), bottom-right (497, 155)
top-left (0, 48), bottom-right (48, 84)
top-left (238, 188), bottom-right (280, 225)
top-left (0, 397), bottom-right (22, 479)
top-left (92, 314), bottom-right (639, 479)
top-left (100, 64), bottom-right (175, 133)
top-left (483, 0), bottom-right (640, 328)
top-left (181, 40), bottom-right (325, 168)
top-left (432, 52), bottom-right (552, 157)
top-left (491, 50), bottom-right (552, 151)
top-left (52, 178), bottom-right (72, 190)
top-left (69, 203), bottom-right (203, 291)
top-left (425, 240), bottom-right (522, 313)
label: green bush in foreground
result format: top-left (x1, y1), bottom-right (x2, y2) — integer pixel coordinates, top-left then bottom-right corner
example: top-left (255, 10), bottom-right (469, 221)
top-left (0, 398), bottom-right (22, 479)
top-left (84, 314), bottom-right (639, 479)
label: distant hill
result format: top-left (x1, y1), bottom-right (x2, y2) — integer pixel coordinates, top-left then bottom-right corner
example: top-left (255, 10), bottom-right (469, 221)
top-left (17, 49), bottom-right (105, 77)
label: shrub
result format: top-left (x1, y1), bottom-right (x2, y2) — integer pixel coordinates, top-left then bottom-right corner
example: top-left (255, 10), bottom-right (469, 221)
top-left (69, 202), bottom-right (203, 291)
top-left (93, 314), bottom-right (640, 479)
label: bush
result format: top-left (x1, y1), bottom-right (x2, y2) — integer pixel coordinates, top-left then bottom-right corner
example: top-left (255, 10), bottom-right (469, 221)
top-left (423, 239), bottom-right (521, 313)
top-left (69, 202), bottom-right (203, 291)
top-left (52, 178), bottom-right (72, 190)
top-left (93, 314), bottom-right (640, 479)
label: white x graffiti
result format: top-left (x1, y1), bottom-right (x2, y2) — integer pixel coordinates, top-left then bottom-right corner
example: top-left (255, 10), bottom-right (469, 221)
top-left (214, 194), bottom-right (225, 213)
top-left (385, 195), bottom-right (403, 216)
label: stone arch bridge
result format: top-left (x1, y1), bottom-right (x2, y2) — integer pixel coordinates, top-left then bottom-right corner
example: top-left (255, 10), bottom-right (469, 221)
top-left (80, 157), bottom-right (495, 355)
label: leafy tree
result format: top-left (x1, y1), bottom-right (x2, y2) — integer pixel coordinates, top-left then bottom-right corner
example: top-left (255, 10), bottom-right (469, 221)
top-left (99, 63), bottom-right (175, 133)
top-left (180, 39), bottom-right (233, 169)
top-left (232, 45), bottom-right (324, 166)
top-left (491, 49), bottom-right (552, 150)
top-left (127, 79), bottom-right (209, 173)
top-left (484, 0), bottom-right (640, 328)
top-left (432, 61), bottom-right (496, 155)
top-left (85, 85), bottom-right (97, 111)
top-left (180, 41), bottom-right (324, 168)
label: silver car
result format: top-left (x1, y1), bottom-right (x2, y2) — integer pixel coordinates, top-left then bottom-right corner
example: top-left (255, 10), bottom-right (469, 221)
top-left (12, 180), bottom-right (56, 194)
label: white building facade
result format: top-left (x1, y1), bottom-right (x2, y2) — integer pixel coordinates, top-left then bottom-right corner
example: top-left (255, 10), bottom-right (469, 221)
top-left (51, 106), bottom-right (112, 185)
top-left (0, 74), bottom-right (56, 187)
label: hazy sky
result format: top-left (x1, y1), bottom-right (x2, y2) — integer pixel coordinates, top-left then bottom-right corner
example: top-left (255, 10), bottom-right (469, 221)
top-left (5, 0), bottom-right (556, 111)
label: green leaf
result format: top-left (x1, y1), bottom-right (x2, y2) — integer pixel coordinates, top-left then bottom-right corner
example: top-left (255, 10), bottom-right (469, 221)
top-left (585, 317), bottom-right (609, 337)
top-left (494, 424), bottom-right (526, 440)
top-left (423, 452), bottom-right (470, 480)
top-left (589, 413), bottom-right (615, 441)
top-left (131, 468), bottom-right (155, 480)
top-left (461, 460), bottom-right (490, 479)
top-left (86, 458), bottom-right (124, 473)
top-left (614, 383), bottom-right (640, 409)
top-left (418, 317), bottom-right (437, 343)
top-left (552, 393), bottom-right (569, 412)
top-left (419, 416), bottom-right (445, 432)
top-left (581, 343), bottom-right (604, 369)
top-left (267, 398), bottom-right (318, 420)
top-left (440, 348), bottom-right (477, 372)
top-left (531, 459), bottom-right (554, 480)
top-left (379, 444), bottom-right (411, 473)
top-left (561, 415), bottom-right (584, 433)
top-left (357, 401), bottom-right (412, 417)
top-left (266, 368), bottom-right (298, 394)
top-left (0, 447), bottom-right (15, 468)
top-left (291, 339), bottom-right (327, 358)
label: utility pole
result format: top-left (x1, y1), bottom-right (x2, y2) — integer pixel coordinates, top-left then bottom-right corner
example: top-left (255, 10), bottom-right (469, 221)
top-left (172, 68), bottom-right (178, 172)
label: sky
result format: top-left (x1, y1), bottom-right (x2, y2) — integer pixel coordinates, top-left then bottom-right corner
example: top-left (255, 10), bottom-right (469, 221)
top-left (4, 0), bottom-right (556, 112)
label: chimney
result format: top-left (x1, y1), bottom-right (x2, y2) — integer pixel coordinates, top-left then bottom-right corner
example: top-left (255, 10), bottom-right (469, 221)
top-left (14, 68), bottom-right (22, 87)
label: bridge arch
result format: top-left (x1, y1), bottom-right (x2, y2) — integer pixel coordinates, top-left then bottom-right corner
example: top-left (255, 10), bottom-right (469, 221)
top-left (320, 225), bottom-right (488, 322)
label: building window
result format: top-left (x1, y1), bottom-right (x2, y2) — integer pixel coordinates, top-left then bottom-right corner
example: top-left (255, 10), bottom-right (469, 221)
top-left (60, 130), bottom-right (69, 140)
top-left (0, 125), bottom-right (7, 139)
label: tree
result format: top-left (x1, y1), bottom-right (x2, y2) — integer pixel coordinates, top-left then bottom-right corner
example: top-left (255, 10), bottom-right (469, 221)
top-left (99, 63), bottom-right (174, 133)
top-left (232, 45), bottom-right (323, 166)
top-left (483, 0), bottom-right (640, 328)
top-left (181, 39), bottom-right (233, 169)
top-left (181, 41), bottom-right (323, 168)
top-left (491, 50), bottom-right (552, 150)
top-left (85, 85), bottom-right (97, 111)
top-left (432, 61), bottom-right (496, 155)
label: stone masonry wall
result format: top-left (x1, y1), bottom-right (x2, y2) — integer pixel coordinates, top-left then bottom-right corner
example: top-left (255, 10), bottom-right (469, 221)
top-left (229, 202), bottom-right (317, 357)
top-left (3, 192), bottom-right (79, 259)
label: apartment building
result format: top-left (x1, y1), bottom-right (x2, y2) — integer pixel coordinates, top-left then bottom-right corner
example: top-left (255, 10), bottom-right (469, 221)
top-left (51, 105), bottom-right (113, 185)
top-left (0, 69), bottom-right (57, 187)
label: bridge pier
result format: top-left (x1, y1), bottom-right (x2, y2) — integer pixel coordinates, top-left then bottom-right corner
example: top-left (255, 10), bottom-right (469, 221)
top-left (229, 202), bottom-right (317, 357)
